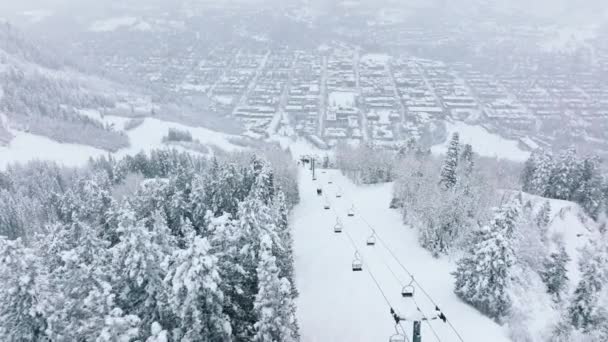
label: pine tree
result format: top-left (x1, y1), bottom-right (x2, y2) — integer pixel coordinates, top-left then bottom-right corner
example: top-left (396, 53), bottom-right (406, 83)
top-left (145, 322), bottom-right (168, 342)
top-left (528, 149), bottom-right (555, 196)
top-left (541, 246), bottom-right (570, 302)
top-left (440, 133), bottom-right (460, 190)
top-left (272, 191), bottom-right (296, 291)
top-left (568, 239), bottom-right (607, 332)
top-left (0, 237), bottom-right (48, 341)
top-left (96, 308), bottom-right (141, 342)
top-left (459, 143), bottom-right (474, 178)
top-left (574, 156), bottom-right (604, 220)
top-left (253, 234), bottom-right (298, 342)
top-left (536, 201), bottom-right (552, 229)
top-left (548, 147), bottom-right (580, 200)
top-left (164, 236), bottom-right (232, 341)
top-left (453, 203), bottom-right (518, 320)
top-left (45, 220), bottom-right (115, 341)
top-left (110, 207), bottom-right (175, 333)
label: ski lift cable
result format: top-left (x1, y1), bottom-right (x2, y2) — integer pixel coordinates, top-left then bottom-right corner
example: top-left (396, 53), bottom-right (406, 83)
top-left (327, 199), bottom-right (411, 342)
top-left (334, 185), bottom-right (466, 342)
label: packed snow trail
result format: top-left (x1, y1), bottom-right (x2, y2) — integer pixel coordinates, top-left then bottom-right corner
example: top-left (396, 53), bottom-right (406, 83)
top-left (292, 168), bottom-right (511, 342)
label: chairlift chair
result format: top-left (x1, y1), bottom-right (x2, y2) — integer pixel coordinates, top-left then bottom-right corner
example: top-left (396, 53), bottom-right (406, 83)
top-left (389, 334), bottom-right (407, 342)
top-left (334, 219), bottom-right (343, 233)
top-left (352, 252), bottom-right (363, 272)
top-left (401, 284), bottom-right (415, 298)
top-left (347, 205), bottom-right (355, 217)
top-left (324, 202), bottom-right (330, 210)
top-left (366, 233), bottom-right (376, 246)
top-left (388, 324), bottom-right (406, 342)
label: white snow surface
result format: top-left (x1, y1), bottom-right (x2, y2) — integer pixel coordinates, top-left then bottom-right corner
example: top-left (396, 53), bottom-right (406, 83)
top-left (0, 129), bottom-right (107, 169)
top-left (432, 121), bottom-right (530, 162)
top-left (0, 117), bottom-right (242, 169)
top-left (89, 17), bottom-right (138, 32)
top-left (292, 168), bottom-right (511, 342)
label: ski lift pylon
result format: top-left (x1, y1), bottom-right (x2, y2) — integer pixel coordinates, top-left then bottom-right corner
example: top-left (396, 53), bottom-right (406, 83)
top-left (352, 251), bottom-right (363, 272)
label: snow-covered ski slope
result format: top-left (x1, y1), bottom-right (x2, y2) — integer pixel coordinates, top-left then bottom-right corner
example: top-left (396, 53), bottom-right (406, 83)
top-left (292, 168), bottom-right (511, 342)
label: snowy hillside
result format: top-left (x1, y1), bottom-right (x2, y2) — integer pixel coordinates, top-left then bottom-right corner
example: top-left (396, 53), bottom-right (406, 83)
top-left (292, 168), bottom-right (511, 341)
top-left (292, 166), bottom-right (603, 341)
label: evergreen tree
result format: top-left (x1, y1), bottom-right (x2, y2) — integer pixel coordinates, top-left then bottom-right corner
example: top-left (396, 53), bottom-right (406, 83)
top-left (459, 143), bottom-right (474, 178)
top-left (536, 201), bottom-right (552, 229)
top-left (253, 234), bottom-right (298, 342)
top-left (548, 147), bottom-right (581, 200)
top-left (96, 308), bottom-right (141, 342)
top-left (145, 322), bottom-right (168, 342)
top-left (272, 191), bottom-right (297, 293)
top-left (45, 220), bottom-right (115, 341)
top-left (440, 133), bottom-right (460, 190)
top-left (453, 203), bottom-right (518, 320)
top-left (110, 207), bottom-right (175, 333)
top-left (568, 239), bottom-right (607, 332)
top-left (164, 236), bottom-right (232, 341)
top-left (574, 156), bottom-right (604, 220)
top-left (0, 237), bottom-right (48, 341)
top-left (528, 149), bottom-right (555, 196)
top-left (541, 246), bottom-right (570, 302)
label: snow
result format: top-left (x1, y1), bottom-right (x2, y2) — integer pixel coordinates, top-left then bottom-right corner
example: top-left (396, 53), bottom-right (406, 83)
top-left (432, 121), bottom-right (530, 162)
top-left (328, 92), bottom-right (356, 108)
top-left (292, 168), bottom-right (511, 341)
top-left (0, 129), bottom-right (107, 169)
top-left (21, 10), bottom-right (53, 23)
top-left (360, 53), bottom-right (391, 64)
top-left (0, 117), bottom-right (243, 170)
top-left (89, 17), bottom-right (138, 32)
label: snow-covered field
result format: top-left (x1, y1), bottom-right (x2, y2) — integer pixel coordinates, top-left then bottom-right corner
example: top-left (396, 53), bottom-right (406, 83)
top-left (0, 117), bottom-right (243, 170)
top-left (432, 121), bottom-right (530, 162)
top-left (89, 17), bottom-right (138, 32)
top-left (292, 169), bottom-right (511, 341)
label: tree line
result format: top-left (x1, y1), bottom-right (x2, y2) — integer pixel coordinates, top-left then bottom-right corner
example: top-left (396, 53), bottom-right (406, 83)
top-left (0, 149), bottom-right (300, 341)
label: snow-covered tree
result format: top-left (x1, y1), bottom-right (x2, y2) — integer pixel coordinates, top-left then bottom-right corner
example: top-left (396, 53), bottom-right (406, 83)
top-left (453, 203), bottom-right (518, 320)
top-left (568, 239), bottom-right (607, 332)
top-left (145, 322), bottom-right (168, 342)
top-left (548, 148), bottom-right (581, 200)
top-left (0, 237), bottom-right (48, 341)
top-left (96, 308), bottom-right (141, 342)
top-left (164, 236), bottom-right (232, 341)
top-left (541, 246), bottom-right (570, 302)
top-left (253, 234), bottom-right (298, 342)
top-left (439, 133), bottom-right (460, 190)
top-left (110, 207), bottom-right (175, 333)
top-left (460, 143), bottom-right (474, 178)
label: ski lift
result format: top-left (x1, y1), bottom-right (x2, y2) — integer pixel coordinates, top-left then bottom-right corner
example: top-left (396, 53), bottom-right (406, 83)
top-left (334, 219), bottom-right (343, 233)
top-left (401, 278), bottom-right (415, 298)
top-left (317, 187), bottom-right (323, 196)
top-left (366, 233), bottom-right (376, 246)
top-left (328, 177), bottom-right (333, 184)
top-left (324, 201), bottom-right (331, 210)
top-left (352, 251), bottom-right (363, 272)
top-left (388, 324), bottom-right (406, 342)
top-left (336, 187), bottom-right (342, 198)
top-left (347, 205), bottom-right (355, 217)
